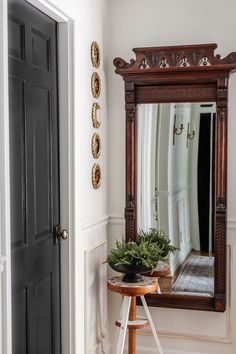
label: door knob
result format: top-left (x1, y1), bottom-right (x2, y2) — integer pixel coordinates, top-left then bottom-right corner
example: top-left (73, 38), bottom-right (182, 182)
top-left (54, 225), bottom-right (69, 242)
top-left (59, 229), bottom-right (69, 240)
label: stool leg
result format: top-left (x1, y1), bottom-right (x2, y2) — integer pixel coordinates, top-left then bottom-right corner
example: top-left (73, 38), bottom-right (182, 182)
top-left (140, 296), bottom-right (164, 354)
top-left (112, 296), bottom-right (124, 353)
top-left (114, 296), bottom-right (131, 354)
top-left (112, 295), bottom-right (126, 351)
top-left (128, 296), bottom-right (136, 354)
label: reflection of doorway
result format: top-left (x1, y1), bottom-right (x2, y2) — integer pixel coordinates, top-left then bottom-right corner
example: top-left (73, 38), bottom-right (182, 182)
top-left (9, 0), bottom-right (61, 352)
top-left (197, 112), bottom-right (214, 253)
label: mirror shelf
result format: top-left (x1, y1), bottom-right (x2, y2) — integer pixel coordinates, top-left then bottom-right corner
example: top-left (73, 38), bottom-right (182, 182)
top-left (114, 43), bottom-right (236, 312)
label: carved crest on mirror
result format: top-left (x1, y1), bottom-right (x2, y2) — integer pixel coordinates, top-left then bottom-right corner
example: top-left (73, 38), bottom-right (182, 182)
top-left (114, 43), bottom-right (236, 312)
top-left (114, 43), bottom-right (236, 71)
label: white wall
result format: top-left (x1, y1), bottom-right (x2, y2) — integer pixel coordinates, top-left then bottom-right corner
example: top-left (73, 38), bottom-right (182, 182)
top-left (49, 1), bottom-right (109, 352)
top-left (54, 1), bottom-right (109, 353)
top-left (106, 0), bottom-right (236, 353)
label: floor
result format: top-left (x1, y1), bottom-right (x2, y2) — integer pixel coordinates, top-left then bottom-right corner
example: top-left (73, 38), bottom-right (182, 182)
top-left (158, 250), bottom-right (214, 295)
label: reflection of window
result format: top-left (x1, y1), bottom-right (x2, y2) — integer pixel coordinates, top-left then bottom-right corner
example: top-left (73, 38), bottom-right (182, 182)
top-left (137, 104), bottom-right (158, 231)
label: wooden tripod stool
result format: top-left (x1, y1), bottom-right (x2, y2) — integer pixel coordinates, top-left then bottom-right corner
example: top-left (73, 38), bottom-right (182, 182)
top-left (107, 276), bottom-right (164, 354)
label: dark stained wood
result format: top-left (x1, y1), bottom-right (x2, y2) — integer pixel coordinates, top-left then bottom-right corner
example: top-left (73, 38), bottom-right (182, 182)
top-left (107, 276), bottom-right (158, 296)
top-left (128, 297), bottom-right (136, 354)
top-left (136, 85), bottom-right (216, 103)
top-left (137, 293), bottom-right (215, 312)
top-left (114, 43), bottom-right (236, 312)
top-left (114, 43), bottom-right (236, 73)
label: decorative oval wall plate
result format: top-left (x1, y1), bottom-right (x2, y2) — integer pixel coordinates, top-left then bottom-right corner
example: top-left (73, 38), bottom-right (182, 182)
top-left (91, 72), bottom-right (101, 98)
top-left (91, 41), bottom-right (100, 68)
top-left (92, 163), bottom-right (101, 189)
top-left (91, 133), bottom-right (101, 159)
top-left (92, 102), bottom-right (101, 128)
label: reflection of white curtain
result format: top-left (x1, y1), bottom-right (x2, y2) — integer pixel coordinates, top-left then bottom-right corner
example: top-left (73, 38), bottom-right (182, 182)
top-left (137, 104), bottom-right (158, 231)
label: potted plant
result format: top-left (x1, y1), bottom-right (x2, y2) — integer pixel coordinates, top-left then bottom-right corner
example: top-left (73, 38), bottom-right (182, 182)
top-left (137, 229), bottom-right (178, 277)
top-left (106, 239), bottom-right (162, 282)
top-left (137, 229), bottom-right (177, 258)
top-left (106, 229), bottom-right (177, 283)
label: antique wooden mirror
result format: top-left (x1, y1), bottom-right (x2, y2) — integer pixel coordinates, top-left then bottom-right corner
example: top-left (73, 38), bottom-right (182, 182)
top-left (114, 43), bottom-right (236, 311)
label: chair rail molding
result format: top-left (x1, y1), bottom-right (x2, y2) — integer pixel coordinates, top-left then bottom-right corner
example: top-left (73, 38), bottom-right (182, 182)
top-left (108, 216), bottom-right (236, 229)
top-left (108, 215), bottom-right (125, 225)
top-left (82, 215), bottom-right (109, 233)
top-left (227, 218), bottom-right (236, 229)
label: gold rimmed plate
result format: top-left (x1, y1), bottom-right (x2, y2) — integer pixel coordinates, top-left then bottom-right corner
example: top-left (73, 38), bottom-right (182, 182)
top-left (92, 102), bottom-right (101, 128)
top-left (91, 72), bottom-right (101, 99)
top-left (92, 163), bottom-right (101, 189)
top-left (91, 133), bottom-right (101, 159)
top-left (91, 41), bottom-right (101, 68)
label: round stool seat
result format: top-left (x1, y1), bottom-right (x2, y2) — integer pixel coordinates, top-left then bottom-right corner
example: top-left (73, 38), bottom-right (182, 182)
top-left (107, 276), bottom-right (157, 296)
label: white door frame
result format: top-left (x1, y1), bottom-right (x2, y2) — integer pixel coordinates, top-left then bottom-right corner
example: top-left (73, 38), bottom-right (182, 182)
top-left (0, 1), bottom-right (75, 353)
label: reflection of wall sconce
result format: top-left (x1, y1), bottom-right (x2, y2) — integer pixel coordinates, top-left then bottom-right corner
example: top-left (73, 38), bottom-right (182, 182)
top-left (173, 114), bottom-right (184, 145)
top-left (186, 122), bottom-right (195, 147)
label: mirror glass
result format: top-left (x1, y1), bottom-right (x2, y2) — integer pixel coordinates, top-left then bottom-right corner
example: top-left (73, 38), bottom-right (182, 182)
top-left (137, 102), bottom-right (216, 297)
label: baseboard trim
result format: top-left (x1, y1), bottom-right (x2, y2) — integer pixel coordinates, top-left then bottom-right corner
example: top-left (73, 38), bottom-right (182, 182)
top-left (107, 342), bottom-right (213, 354)
top-left (137, 347), bottom-right (209, 354)
top-left (137, 329), bottom-right (231, 344)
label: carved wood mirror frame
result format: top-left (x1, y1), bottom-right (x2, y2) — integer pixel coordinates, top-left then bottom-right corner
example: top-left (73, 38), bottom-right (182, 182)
top-left (114, 43), bottom-right (236, 312)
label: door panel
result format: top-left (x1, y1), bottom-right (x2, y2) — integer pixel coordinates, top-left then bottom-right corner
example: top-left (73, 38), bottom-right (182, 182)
top-left (31, 28), bottom-right (51, 71)
top-left (34, 273), bottom-right (54, 354)
top-left (9, 76), bottom-right (27, 249)
top-left (8, 1), bottom-right (61, 353)
top-left (32, 86), bottom-right (52, 238)
top-left (12, 288), bottom-right (28, 354)
top-left (8, 15), bottom-right (25, 61)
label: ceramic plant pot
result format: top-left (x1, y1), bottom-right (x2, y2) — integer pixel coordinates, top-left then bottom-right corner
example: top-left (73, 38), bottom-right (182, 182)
top-left (109, 263), bottom-right (154, 283)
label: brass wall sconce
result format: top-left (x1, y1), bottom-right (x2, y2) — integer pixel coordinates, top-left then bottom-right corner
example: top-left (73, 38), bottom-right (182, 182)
top-left (186, 122), bottom-right (195, 147)
top-left (173, 114), bottom-right (184, 145)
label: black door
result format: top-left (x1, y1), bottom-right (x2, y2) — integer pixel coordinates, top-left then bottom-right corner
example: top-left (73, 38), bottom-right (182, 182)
top-left (8, 0), bottom-right (61, 353)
